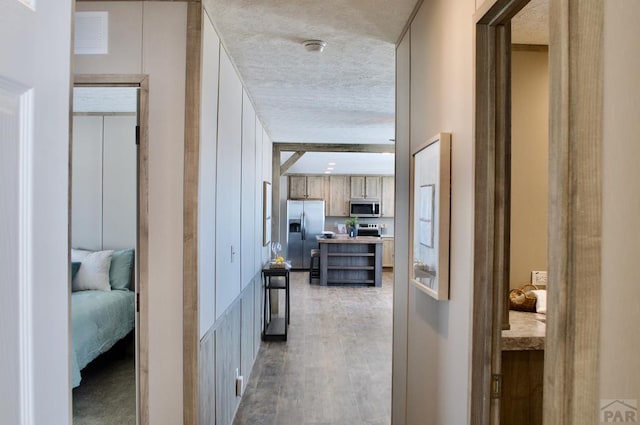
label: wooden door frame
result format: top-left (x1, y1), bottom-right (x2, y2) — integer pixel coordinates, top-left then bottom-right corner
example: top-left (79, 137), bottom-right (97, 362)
top-left (470, 0), bottom-right (603, 424)
top-left (73, 74), bottom-right (150, 425)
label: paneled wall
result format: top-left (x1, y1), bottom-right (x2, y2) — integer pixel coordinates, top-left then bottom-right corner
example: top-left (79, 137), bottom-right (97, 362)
top-left (75, 4), bottom-right (270, 425)
top-left (394, 0), bottom-right (476, 424)
top-left (197, 8), bottom-right (273, 425)
top-left (75, 3), bottom-right (187, 423)
top-left (72, 114), bottom-right (137, 251)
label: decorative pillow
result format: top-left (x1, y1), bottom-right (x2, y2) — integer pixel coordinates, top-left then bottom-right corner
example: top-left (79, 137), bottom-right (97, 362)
top-left (110, 249), bottom-right (134, 291)
top-left (532, 289), bottom-right (547, 314)
top-left (71, 249), bottom-right (114, 291)
top-left (71, 262), bottom-right (82, 282)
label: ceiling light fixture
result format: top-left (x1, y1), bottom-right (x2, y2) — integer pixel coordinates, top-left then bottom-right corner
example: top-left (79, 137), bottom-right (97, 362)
top-left (303, 39), bottom-right (327, 53)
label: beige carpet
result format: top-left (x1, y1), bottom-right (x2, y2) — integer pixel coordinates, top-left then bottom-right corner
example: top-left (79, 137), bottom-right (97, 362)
top-left (72, 333), bottom-right (136, 425)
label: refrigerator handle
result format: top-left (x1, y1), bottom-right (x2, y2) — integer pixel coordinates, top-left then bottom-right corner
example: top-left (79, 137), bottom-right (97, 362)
top-left (301, 212), bottom-right (306, 240)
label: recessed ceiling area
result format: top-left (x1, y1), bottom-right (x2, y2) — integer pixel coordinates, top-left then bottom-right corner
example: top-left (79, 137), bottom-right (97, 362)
top-left (204, 0), bottom-right (418, 144)
top-left (282, 151), bottom-right (394, 175)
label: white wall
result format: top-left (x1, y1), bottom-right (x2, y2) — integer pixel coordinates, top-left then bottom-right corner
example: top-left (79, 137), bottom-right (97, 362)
top-left (394, 0), bottom-right (476, 423)
top-left (198, 14), bottom-right (220, 338)
top-left (75, 3), bottom-right (187, 423)
top-left (72, 114), bottom-right (137, 251)
top-left (241, 90), bottom-right (257, 289)
top-left (510, 50), bottom-right (549, 288)
top-left (215, 47), bottom-right (243, 319)
top-left (600, 0), bottom-right (640, 404)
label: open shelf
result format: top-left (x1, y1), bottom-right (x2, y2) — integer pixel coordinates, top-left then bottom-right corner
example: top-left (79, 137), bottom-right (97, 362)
top-left (327, 253), bottom-right (375, 257)
top-left (327, 266), bottom-right (375, 270)
top-left (326, 279), bottom-right (375, 285)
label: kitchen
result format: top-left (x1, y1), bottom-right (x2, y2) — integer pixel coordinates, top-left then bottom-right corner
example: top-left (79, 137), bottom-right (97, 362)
top-left (275, 149), bottom-right (395, 284)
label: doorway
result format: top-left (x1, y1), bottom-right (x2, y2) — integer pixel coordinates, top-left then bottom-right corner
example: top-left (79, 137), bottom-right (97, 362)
top-left (70, 75), bottom-right (149, 425)
top-left (471, 0), bottom-right (603, 424)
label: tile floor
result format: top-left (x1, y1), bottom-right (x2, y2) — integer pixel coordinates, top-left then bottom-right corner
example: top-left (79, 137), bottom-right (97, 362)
top-left (233, 271), bottom-right (393, 425)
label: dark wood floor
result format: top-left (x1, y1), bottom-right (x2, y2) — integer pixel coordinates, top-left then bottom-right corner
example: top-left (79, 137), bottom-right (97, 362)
top-left (233, 271), bottom-right (393, 425)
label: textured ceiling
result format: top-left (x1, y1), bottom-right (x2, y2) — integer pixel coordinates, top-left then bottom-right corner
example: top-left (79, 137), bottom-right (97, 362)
top-left (205, 0), bottom-right (418, 144)
top-left (283, 151), bottom-right (394, 175)
top-left (512, 0), bottom-right (549, 45)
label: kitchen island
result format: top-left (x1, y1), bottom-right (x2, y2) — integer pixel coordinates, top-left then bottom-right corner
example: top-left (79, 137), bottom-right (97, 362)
top-left (317, 235), bottom-right (383, 287)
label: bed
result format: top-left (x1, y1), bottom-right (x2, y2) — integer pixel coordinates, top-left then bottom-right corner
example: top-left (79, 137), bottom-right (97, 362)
top-left (71, 248), bottom-right (135, 388)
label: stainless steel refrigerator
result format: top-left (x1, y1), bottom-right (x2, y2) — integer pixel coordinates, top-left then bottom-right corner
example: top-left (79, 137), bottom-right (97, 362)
top-left (286, 200), bottom-right (325, 269)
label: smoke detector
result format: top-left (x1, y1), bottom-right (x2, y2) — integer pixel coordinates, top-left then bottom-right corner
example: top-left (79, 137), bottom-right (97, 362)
top-left (302, 39), bottom-right (327, 53)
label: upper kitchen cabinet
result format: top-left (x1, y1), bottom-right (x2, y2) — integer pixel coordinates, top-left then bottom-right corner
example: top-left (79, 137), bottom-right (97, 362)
top-left (289, 175), bottom-right (325, 199)
top-left (328, 176), bottom-right (350, 217)
top-left (381, 176), bottom-right (395, 217)
top-left (350, 176), bottom-right (381, 199)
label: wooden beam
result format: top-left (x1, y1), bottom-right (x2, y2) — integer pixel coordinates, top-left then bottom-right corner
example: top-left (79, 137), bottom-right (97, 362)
top-left (280, 151), bottom-right (304, 175)
top-left (182, 3), bottom-right (202, 425)
top-left (273, 143), bottom-right (395, 153)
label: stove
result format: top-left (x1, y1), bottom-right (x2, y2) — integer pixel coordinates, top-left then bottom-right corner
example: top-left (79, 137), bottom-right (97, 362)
top-left (357, 223), bottom-right (380, 237)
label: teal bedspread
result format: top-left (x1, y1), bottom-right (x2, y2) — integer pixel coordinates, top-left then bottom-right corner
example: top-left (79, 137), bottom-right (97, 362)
top-left (71, 290), bottom-right (135, 388)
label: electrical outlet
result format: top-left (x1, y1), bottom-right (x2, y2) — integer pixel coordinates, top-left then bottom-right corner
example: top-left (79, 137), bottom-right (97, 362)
top-left (531, 271), bottom-right (547, 285)
top-left (235, 376), bottom-right (244, 397)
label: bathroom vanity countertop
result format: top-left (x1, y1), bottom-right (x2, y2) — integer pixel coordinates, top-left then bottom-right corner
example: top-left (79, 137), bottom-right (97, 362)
top-left (502, 310), bottom-right (546, 351)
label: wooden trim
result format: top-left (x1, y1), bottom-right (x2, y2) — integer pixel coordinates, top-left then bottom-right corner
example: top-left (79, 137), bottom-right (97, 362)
top-left (273, 142), bottom-right (394, 153)
top-left (72, 112), bottom-right (137, 116)
top-left (74, 74), bottom-right (147, 86)
top-left (271, 144), bottom-right (281, 247)
top-left (279, 151), bottom-right (304, 175)
top-left (471, 2), bottom-right (529, 424)
top-left (511, 43), bottom-right (548, 52)
top-left (72, 73), bottom-right (150, 425)
top-left (544, 0), bottom-right (603, 424)
top-left (183, 3), bottom-right (202, 425)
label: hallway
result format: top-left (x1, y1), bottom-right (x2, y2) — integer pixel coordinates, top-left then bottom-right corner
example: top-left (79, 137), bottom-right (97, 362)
top-left (233, 271), bottom-right (394, 425)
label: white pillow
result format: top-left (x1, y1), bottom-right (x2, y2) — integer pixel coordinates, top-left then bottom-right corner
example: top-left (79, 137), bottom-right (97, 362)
top-left (532, 289), bottom-right (547, 314)
top-left (71, 249), bottom-right (114, 291)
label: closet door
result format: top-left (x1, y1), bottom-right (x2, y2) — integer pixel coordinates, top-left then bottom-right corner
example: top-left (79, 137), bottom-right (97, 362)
top-left (72, 115), bottom-right (103, 250)
top-left (102, 115), bottom-right (137, 250)
top-left (215, 48), bottom-right (243, 317)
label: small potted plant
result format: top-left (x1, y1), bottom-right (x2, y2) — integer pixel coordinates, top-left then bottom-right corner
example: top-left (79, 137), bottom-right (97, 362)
top-left (345, 216), bottom-right (358, 237)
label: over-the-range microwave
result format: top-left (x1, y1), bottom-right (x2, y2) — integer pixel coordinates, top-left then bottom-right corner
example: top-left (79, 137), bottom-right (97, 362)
top-left (349, 199), bottom-right (381, 217)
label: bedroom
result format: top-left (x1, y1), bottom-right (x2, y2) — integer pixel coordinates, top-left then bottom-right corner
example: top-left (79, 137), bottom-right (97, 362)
top-left (70, 85), bottom-right (139, 424)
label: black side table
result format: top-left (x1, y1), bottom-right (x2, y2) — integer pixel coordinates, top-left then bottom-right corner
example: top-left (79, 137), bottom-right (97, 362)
top-left (262, 266), bottom-right (290, 341)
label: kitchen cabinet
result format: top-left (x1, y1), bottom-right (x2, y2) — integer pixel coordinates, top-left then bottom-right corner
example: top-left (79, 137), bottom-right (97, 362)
top-left (381, 176), bottom-right (395, 217)
top-left (288, 175), bottom-right (325, 199)
top-left (328, 176), bottom-right (350, 216)
top-left (382, 237), bottom-right (394, 268)
top-left (350, 176), bottom-right (381, 199)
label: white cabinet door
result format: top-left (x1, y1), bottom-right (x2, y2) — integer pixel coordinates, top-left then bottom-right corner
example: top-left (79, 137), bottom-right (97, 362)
top-left (0, 1), bottom-right (72, 423)
top-left (216, 49), bottom-right (243, 318)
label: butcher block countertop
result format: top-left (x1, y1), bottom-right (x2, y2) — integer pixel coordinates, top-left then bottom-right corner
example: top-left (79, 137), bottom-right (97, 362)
top-left (316, 235), bottom-right (383, 244)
